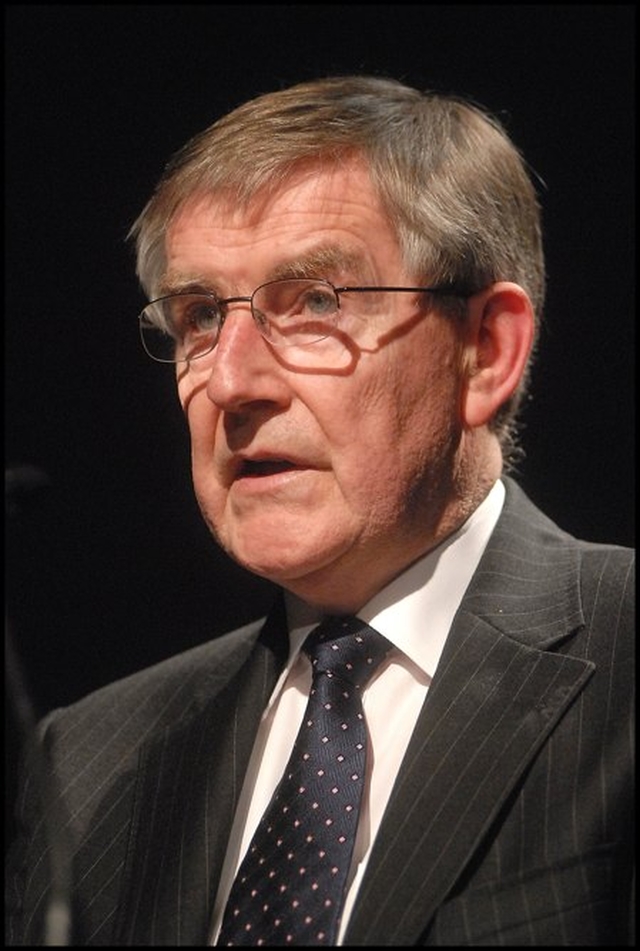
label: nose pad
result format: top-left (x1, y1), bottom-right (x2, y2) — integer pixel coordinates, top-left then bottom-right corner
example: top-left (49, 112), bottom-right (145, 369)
top-left (215, 301), bottom-right (263, 352)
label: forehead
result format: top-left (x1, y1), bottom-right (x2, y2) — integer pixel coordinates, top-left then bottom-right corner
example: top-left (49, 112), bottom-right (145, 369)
top-left (162, 160), bottom-right (405, 289)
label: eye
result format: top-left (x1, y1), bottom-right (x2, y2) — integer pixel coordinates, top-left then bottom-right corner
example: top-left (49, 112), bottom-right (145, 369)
top-left (252, 279), bottom-right (340, 349)
top-left (182, 297), bottom-right (220, 333)
top-left (158, 294), bottom-right (220, 341)
top-left (298, 285), bottom-right (338, 316)
top-left (256, 280), bottom-right (339, 323)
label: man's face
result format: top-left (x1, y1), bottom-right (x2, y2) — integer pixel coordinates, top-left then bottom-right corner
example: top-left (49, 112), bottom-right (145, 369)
top-left (165, 159), bottom-right (467, 611)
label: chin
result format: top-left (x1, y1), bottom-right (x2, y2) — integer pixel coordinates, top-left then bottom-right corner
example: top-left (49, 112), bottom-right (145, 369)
top-left (225, 533), bottom-right (341, 589)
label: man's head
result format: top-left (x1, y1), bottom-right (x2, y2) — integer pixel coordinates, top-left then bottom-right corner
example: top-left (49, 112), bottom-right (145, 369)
top-left (130, 76), bottom-right (540, 610)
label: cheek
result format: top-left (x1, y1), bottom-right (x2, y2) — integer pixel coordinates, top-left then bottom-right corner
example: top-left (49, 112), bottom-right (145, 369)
top-left (333, 366), bottom-right (458, 509)
top-left (181, 390), bottom-right (224, 501)
top-left (362, 333), bottom-right (461, 438)
top-left (180, 383), bottom-right (210, 456)
top-left (177, 368), bottom-right (205, 417)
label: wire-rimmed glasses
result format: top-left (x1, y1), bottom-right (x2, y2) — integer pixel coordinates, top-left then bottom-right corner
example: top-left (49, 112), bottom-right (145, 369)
top-left (138, 277), bottom-right (469, 364)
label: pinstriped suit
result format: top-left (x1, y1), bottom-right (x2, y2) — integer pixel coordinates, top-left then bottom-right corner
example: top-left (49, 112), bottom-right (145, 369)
top-left (5, 478), bottom-right (634, 945)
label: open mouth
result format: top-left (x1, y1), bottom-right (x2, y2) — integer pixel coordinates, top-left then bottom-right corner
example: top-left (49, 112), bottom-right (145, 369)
top-left (238, 459), bottom-right (302, 478)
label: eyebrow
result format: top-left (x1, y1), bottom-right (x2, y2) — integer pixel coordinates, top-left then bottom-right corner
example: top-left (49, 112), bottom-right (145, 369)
top-left (266, 246), bottom-right (367, 282)
top-left (158, 245), bottom-right (368, 298)
top-left (157, 274), bottom-right (218, 297)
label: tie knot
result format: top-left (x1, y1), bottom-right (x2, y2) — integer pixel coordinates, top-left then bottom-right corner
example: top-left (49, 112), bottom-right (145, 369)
top-left (303, 615), bottom-right (391, 690)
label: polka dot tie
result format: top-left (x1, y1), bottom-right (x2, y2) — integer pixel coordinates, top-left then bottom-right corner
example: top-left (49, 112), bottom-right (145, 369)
top-left (217, 615), bottom-right (391, 946)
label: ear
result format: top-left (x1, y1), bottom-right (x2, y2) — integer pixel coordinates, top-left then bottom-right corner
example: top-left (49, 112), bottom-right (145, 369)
top-left (460, 282), bottom-right (535, 429)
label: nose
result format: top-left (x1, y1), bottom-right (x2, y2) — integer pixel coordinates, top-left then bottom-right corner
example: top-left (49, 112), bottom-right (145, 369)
top-left (204, 301), bottom-right (291, 413)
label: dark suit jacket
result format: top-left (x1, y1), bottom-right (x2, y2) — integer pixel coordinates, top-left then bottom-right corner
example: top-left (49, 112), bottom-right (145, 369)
top-left (5, 478), bottom-right (635, 945)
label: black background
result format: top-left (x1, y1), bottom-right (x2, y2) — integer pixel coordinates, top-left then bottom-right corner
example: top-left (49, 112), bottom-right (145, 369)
top-left (6, 6), bottom-right (634, 734)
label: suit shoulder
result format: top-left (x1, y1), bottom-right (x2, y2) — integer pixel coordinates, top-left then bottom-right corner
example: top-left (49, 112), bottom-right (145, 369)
top-left (577, 538), bottom-right (635, 568)
top-left (576, 543), bottom-right (635, 626)
top-left (502, 478), bottom-right (634, 560)
top-left (42, 617), bottom-right (266, 743)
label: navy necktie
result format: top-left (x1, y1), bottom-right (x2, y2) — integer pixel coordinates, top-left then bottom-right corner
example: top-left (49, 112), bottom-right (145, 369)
top-left (217, 615), bottom-right (391, 946)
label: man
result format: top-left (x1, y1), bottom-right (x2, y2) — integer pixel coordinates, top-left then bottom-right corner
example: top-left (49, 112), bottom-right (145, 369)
top-left (6, 76), bottom-right (634, 946)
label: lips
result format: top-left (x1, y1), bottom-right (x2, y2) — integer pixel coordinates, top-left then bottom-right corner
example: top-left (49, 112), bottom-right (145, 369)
top-left (238, 458), bottom-right (301, 478)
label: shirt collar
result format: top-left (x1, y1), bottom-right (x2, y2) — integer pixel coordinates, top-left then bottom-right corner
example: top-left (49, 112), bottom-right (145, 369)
top-left (285, 479), bottom-right (505, 679)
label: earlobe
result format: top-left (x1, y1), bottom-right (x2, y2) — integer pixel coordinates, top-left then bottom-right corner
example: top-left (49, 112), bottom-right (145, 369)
top-left (461, 282), bottom-right (535, 429)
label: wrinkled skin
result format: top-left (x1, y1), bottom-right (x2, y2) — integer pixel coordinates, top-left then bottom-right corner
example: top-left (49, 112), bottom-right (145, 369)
top-left (165, 159), bottom-right (495, 612)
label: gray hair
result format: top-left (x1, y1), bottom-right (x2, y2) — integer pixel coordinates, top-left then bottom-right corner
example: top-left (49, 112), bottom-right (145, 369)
top-left (129, 75), bottom-right (545, 466)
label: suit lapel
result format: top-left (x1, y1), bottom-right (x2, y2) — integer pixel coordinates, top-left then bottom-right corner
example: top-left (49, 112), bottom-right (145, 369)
top-left (115, 602), bottom-right (287, 946)
top-left (347, 614), bottom-right (593, 944)
top-left (346, 479), bottom-right (595, 945)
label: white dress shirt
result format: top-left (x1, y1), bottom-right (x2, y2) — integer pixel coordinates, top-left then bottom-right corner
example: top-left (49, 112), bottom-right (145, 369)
top-left (209, 479), bottom-right (505, 944)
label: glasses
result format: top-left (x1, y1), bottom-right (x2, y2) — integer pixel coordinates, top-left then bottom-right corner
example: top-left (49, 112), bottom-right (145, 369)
top-left (138, 278), bottom-right (469, 364)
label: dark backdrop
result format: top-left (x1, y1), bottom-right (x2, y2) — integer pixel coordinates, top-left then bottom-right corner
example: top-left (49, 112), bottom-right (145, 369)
top-left (6, 5), bottom-right (634, 730)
